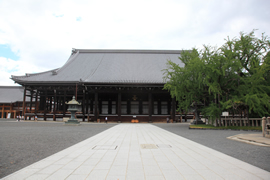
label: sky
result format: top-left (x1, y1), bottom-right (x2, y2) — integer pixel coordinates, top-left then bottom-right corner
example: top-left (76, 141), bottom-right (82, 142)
top-left (0, 0), bottom-right (270, 86)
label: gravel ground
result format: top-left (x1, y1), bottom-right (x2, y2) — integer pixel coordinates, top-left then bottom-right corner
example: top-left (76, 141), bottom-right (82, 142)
top-left (155, 123), bottom-right (270, 172)
top-left (0, 120), bottom-right (116, 178)
top-left (1, 120), bottom-right (269, 178)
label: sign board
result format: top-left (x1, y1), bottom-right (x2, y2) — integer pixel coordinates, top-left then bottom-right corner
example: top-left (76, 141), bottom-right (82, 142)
top-left (222, 112), bottom-right (229, 116)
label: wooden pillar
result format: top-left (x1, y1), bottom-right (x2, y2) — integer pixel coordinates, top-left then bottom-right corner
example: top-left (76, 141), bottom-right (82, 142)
top-left (167, 99), bottom-right (171, 116)
top-left (53, 90), bottom-right (56, 121)
top-left (99, 100), bottom-right (102, 115)
top-left (158, 100), bottom-right (161, 115)
top-left (108, 99), bottom-right (112, 114)
top-left (13, 104), bottom-right (16, 118)
top-left (148, 92), bottom-right (152, 123)
top-left (29, 91), bottom-right (33, 113)
top-left (118, 92), bottom-right (121, 122)
top-left (63, 90), bottom-right (66, 117)
top-left (44, 90), bottom-right (47, 121)
top-left (94, 92), bottom-right (98, 121)
top-left (48, 96), bottom-right (52, 112)
top-left (22, 87), bottom-right (26, 116)
top-left (127, 99), bottom-right (131, 115)
top-left (82, 90), bottom-right (85, 121)
top-left (75, 84), bottom-right (78, 100)
top-left (86, 92), bottom-right (89, 116)
top-left (172, 97), bottom-right (176, 122)
top-left (55, 96), bottom-right (58, 111)
top-left (139, 99), bottom-right (143, 114)
top-left (60, 96), bottom-right (63, 111)
top-left (1, 105), bottom-right (3, 118)
top-left (35, 91), bottom-right (38, 115)
top-left (90, 96), bottom-right (93, 114)
top-left (9, 103), bottom-right (12, 118)
top-left (22, 88), bottom-right (26, 116)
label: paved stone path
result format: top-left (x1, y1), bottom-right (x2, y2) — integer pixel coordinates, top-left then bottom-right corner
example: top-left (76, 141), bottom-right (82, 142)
top-left (3, 124), bottom-right (270, 180)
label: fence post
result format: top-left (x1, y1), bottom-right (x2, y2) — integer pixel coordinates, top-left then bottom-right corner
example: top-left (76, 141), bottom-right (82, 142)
top-left (262, 117), bottom-right (266, 137)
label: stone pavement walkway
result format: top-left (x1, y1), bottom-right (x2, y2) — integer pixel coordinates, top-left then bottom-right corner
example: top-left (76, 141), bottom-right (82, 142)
top-left (3, 124), bottom-right (270, 180)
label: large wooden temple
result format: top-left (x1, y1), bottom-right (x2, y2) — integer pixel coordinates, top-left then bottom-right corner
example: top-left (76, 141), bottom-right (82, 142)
top-left (11, 49), bottom-right (185, 123)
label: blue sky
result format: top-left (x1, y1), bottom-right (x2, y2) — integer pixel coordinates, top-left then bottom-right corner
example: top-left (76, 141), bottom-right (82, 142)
top-left (0, 45), bottom-right (19, 60)
top-left (0, 0), bottom-right (269, 85)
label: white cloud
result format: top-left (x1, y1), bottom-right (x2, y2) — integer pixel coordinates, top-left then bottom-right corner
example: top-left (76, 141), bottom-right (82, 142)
top-left (0, 0), bottom-right (269, 85)
top-left (0, 57), bottom-right (48, 85)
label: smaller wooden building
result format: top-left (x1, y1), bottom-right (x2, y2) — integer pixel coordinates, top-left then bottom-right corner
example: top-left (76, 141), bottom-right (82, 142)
top-left (0, 86), bottom-right (34, 119)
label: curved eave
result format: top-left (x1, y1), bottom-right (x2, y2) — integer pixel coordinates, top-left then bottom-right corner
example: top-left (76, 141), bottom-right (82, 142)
top-left (11, 80), bottom-right (166, 87)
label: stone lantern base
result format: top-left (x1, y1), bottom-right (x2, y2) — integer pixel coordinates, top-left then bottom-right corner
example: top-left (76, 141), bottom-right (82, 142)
top-left (65, 119), bottom-right (80, 125)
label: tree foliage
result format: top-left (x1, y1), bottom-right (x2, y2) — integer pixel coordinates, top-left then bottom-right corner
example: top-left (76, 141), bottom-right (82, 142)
top-left (163, 30), bottom-right (270, 123)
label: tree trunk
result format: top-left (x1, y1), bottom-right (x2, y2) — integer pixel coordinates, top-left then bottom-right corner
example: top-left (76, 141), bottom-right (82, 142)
top-left (218, 94), bottom-right (222, 126)
top-left (194, 102), bottom-right (201, 124)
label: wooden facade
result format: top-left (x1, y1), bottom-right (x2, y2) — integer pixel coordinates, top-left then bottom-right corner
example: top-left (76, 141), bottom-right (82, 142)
top-left (23, 84), bottom-right (178, 122)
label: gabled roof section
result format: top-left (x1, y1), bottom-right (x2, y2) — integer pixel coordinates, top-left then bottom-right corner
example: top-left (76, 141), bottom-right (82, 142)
top-left (0, 86), bottom-right (29, 103)
top-left (11, 49), bottom-right (185, 85)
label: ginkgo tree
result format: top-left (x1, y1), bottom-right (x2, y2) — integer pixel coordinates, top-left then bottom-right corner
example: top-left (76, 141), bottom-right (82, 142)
top-left (163, 30), bottom-right (270, 125)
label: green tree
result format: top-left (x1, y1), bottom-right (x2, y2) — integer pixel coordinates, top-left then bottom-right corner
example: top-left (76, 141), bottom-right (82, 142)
top-left (163, 48), bottom-right (207, 123)
top-left (164, 30), bottom-right (270, 125)
top-left (221, 31), bottom-right (270, 118)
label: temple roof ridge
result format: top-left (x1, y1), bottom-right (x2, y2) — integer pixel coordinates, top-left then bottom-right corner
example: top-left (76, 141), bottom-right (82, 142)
top-left (73, 49), bottom-right (183, 54)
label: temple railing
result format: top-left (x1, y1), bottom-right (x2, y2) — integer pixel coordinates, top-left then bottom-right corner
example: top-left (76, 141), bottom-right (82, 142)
top-left (206, 117), bottom-right (262, 127)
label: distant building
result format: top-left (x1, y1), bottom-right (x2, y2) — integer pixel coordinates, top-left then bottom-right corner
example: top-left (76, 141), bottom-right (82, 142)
top-left (0, 86), bottom-right (34, 118)
top-left (11, 49), bottom-right (185, 122)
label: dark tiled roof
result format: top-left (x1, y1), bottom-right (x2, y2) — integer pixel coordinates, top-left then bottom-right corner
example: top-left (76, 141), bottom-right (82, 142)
top-left (0, 86), bottom-right (29, 103)
top-left (11, 49), bottom-right (185, 85)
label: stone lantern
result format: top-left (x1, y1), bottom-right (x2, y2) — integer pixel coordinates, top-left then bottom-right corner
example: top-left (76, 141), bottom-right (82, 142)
top-left (65, 96), bottom-right (81, 125)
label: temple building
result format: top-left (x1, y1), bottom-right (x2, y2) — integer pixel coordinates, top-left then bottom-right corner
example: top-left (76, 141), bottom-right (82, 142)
top-left (0, 86), bottom-right (33, 118)
top-left (11, 49), bottom-right (184, 123)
